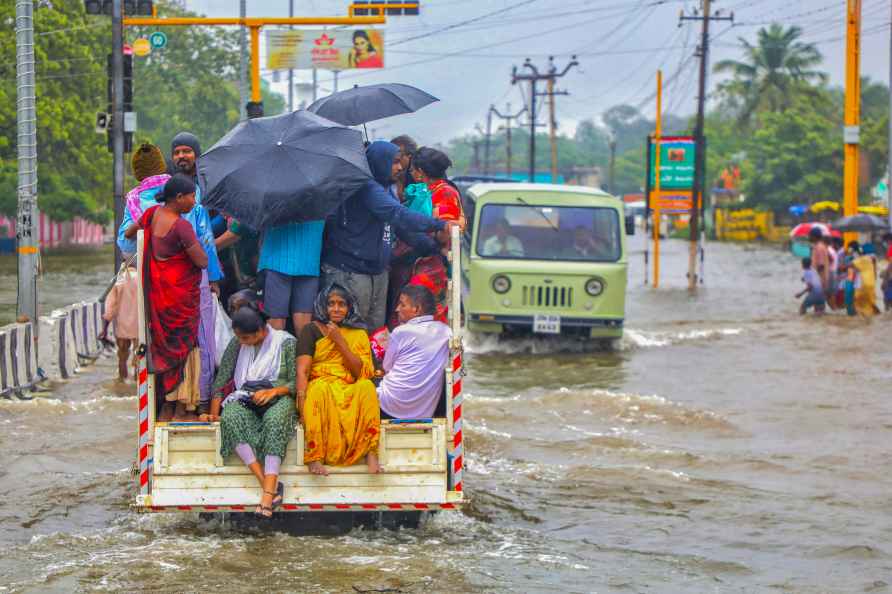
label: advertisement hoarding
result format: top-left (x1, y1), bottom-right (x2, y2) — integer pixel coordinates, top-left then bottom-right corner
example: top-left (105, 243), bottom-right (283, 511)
top-left (648, 136), bottom-right (696, 191)
top-left (267, 29), bottom-right (385, 71)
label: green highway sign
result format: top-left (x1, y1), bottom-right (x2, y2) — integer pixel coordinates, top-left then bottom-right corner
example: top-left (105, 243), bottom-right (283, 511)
top-left (149, 31), bottom-right (167, 49)
top-left (649, 137), bottom-right (696, 191)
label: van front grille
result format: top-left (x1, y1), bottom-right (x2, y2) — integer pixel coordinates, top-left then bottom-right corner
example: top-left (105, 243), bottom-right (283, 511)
top-left (522, 285), bottom-right (573, 308)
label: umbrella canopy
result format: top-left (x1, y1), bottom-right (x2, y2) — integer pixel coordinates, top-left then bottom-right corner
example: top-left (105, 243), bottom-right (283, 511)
top-left (198, 110), bottom-right (371, 231)
top-left (790, 222), bottom-right (830, 239)
top-left (306, 83), bottom-right (439, 126)
top-left (830, 214), bottom-right (889, 233)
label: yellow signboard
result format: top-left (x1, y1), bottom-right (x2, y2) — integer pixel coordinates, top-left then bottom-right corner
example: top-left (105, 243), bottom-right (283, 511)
top-left (132, 37), bottom-right (152, 57)
top-left (267, 28), bottom-right (384, 71)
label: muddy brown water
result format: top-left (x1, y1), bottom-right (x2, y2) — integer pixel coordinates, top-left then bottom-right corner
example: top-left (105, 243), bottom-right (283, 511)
top-left (0, 240), bottom-right (890, 593)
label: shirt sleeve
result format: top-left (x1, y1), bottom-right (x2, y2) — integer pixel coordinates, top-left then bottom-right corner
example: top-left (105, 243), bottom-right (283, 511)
top-left (192, 204), bottom-right (224, 282)
top-left (175, 218), bottom-right (199, 251)
top-left (211, 338), bottom-right (240, 398)
top-left (116, 208), bottom-right (136, 255)
top-left (362, 183), bottom-right (446, 234)
top-left (271, 337), bottom-right (297, 395)
top-left (296, 323), bottom-right (323, 358)
top-left (382, 327), bottom-right (400, 373)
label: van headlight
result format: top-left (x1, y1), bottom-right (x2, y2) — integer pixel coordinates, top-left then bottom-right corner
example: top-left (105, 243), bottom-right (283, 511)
top-left (585, 277), bottom-right (605, 296)
top-left (492, 275), bottom-right (511, 294)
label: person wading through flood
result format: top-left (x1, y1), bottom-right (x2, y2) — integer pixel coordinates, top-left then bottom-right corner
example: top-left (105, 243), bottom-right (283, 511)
top-left (321, 141), bottom-right (454, 330)
top-left (126, 174), bottom-right (208, 420)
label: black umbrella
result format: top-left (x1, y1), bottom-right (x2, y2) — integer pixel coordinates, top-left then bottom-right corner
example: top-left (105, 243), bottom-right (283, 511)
top-left (306, 83), bottom-right (439, 130)
top-left (198, 110), bottom-right (371, 231)
top-left (831, 213), bottom-right (889, 233)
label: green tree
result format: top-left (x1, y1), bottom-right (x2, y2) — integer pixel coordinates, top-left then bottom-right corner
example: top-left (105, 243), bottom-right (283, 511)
top-left (742, 92), bottom-right (842, 210)
top-left (714, 24), bottom-right (827, 124)
top-left (0, 0), bottom-right (112, 222)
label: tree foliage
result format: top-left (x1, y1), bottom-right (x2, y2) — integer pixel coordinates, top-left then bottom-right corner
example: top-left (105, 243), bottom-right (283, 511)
top-left (0, 0), bottom-right (284, 223)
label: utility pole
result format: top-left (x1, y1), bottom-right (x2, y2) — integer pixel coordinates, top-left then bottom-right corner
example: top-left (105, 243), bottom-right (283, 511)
top-left (239, 0), bottom-right (248, 120)
top-left (492, 102), bottom-right (526, 178)
top-left (608, 131), bottom-right (617, 193)
top-left (477, 109), bottom-right (494, 176)
top-left (843, 0), bottom-right (862, 246)
top-left (887, 0), bottom-right (891, 229)
top-left (333, 70), bottom-right (340, 93)
top-left (512, 55), bottom-right (578, 183)
top-left (112, 0), bottom-right (125, 273)
top-left (15, 0), bottom-right (38, 324)
top-left (288, 0), bottom-right (293, 111)
top-left (680, 1), bottom-right (732, 290)
top-left (471, 136), bottom-right (481, 173)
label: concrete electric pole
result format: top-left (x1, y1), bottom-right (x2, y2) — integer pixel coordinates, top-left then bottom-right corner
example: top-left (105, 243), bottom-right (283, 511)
top-left (239, 0), bottom-right (248, 120)
top-left (112, 0), bottom-right (126, 273)
top-left (15, 0), bottom-right (38, 324)
top-left (512, 55), bottom-right (578, 183)
top-left (491, 103), bottom-right (526, 178)
top-left (680, 1), bottom-right (732, 290)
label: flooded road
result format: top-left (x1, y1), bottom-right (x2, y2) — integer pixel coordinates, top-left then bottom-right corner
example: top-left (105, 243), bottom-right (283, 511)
top-left (1, 238), bottom-right (891, 593)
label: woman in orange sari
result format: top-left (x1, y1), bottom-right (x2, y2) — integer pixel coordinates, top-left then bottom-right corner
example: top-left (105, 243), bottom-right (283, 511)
top-left (296, 284), bottom-right (381, 475)
top-left (125, 174), bottom-right (208, 420)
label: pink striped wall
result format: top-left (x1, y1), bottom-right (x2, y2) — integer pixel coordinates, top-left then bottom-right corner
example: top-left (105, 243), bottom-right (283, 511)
top-left (0, 214), bottom-right (106, 249)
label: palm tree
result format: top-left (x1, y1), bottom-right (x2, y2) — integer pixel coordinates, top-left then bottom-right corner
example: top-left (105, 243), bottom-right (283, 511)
top-left (714, 24), bottom-right (827, 124)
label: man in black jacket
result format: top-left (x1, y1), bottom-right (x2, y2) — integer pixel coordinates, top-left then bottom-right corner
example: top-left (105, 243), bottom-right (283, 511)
top-left (322, 140), bottom-right (450, 329)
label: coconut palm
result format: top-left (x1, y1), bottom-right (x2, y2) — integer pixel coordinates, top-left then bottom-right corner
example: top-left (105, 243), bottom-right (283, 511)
top-left (714, 24), bottom-right (827, 124)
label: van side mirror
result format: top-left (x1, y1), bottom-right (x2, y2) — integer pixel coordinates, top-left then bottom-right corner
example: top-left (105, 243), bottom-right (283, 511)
top-left (625, 215), bottom-right (635, 236)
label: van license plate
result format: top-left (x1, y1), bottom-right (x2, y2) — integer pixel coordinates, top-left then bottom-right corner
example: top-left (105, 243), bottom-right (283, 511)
top-left (533, 314), bottom-right (561, 334)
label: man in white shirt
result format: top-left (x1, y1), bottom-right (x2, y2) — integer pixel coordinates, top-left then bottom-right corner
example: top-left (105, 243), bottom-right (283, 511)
top-left (378, 285), bottom-right (451, 419)
top-left (481, 218), bottom-right (524, 257)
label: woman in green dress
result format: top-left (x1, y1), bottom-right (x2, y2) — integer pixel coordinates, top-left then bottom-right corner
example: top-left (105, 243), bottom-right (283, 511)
top-left (204, 305), bottom-right (297, 517)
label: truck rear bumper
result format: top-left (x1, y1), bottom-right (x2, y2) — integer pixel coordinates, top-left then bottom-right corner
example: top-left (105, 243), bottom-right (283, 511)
top-left (133, 498), bottom-right (463, 513)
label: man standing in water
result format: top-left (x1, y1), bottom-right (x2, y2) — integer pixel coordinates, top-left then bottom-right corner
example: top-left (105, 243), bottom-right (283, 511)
top-left (170, 132), bottom-right (224, 413)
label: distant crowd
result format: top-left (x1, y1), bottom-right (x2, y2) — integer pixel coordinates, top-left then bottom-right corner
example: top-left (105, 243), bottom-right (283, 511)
top-left (797, 228), bottom-right (890, 317)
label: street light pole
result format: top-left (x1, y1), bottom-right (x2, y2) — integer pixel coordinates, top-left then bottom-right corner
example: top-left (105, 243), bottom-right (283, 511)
top-left (239, 0), bottom-right (248, 120)
top-left (15, 0), bottom-right (38, 324)
top-left (112, 0), bottom-right (125, 273)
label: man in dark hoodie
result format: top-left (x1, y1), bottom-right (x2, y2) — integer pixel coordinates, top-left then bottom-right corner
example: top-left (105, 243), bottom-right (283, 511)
top-left (322, 140), bottom-right (451, 329)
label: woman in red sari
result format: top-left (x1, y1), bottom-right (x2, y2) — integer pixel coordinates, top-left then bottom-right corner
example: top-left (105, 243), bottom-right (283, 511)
top-left (126, 174), bottom-right (208, 421)
top-left (398, 148), bottom-right (464, 325)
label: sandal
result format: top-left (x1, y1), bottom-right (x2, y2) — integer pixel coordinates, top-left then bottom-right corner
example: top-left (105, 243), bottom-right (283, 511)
top-left (254, 504), bottom-right (273, 518)
top-left (271, 482), bottom-right (284, 510)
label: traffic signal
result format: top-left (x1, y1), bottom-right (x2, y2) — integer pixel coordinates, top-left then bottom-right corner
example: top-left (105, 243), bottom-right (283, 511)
top-left (84, 1), bottom-right (154, 16)
top-left (106, 53), bottom-right (134, 153)
top-left (106, 53), bottom-right (133, 112)
top-left (351, 1), bottom-right (420, 16)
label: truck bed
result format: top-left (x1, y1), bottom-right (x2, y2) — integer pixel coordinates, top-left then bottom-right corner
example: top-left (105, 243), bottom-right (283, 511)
top-left (135, 419), bottom-right (463, 512)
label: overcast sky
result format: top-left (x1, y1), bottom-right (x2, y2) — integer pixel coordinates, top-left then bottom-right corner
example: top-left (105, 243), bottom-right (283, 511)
top-left (179, 0), bottom-right (892, 144)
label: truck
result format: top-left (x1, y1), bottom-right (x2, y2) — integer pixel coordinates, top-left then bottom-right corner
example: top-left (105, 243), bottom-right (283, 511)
top-left (132, 227), bottom-right (465, 525)
top-left (460, 183), bottom-right (630, 342)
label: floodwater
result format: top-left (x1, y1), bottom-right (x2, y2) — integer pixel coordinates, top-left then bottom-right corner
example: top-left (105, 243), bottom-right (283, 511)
top-left (1, 238), bottom-right (891, 593)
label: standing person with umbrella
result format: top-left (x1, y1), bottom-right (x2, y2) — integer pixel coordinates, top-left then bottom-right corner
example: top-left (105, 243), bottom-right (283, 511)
top-left (321, 141), bottom-right (452, 330)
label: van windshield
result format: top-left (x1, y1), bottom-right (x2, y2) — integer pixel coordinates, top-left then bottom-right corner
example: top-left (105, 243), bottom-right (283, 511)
top-left (475, 202), bottom-right (621, 262)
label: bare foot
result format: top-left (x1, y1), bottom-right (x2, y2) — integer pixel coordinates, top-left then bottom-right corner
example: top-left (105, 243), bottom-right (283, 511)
top-left (307, 461), bottom-right (329, 476)
top-left (367, 452), bottom-right (383, 474)
top-left (158, 403), bottom-right (175, 422)
top-left (172, 403), bottom-right (198, 421)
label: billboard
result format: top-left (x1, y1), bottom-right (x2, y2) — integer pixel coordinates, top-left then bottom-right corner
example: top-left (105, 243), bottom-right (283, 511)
top-left (648, 136), bottom-right (695, 190)
top-left (267, 29), bottom-right (385, 71)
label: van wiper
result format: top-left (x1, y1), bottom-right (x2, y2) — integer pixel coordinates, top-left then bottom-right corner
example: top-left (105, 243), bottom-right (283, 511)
top-left (515, 196), bottom-right (559, 232)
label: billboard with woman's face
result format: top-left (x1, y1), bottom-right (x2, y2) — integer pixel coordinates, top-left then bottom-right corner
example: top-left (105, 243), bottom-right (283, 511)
top-left (267, 29), bottom-right (385, 71)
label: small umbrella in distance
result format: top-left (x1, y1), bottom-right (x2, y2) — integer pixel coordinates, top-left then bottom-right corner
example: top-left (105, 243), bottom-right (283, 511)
top-left (198, 110), bottom-right (371, 231)
top-left (830, 213), bottom-right (889, 233)
top-left (307, 83), bottom-right (439, 130)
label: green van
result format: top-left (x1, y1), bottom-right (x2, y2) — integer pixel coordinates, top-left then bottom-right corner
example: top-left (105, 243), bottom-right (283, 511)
top-left (460, 183), bottom-right (629, 340)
